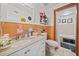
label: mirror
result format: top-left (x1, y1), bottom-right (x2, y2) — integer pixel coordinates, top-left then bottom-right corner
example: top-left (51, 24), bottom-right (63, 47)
top-left (55, 4), bottom-right (77, 55)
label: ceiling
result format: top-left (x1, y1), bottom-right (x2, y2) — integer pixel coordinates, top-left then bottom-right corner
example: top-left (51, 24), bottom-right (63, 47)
top-left (8, 3), bottom-right (66, 16)
top-left (9, 3), bottom-right (64, 12)
top-left (21, 3), bottom-right (60, 9)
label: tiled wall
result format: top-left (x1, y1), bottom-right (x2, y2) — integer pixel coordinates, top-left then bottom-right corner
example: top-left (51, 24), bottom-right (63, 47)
top-left (0, 22), bottom-right (54, 40)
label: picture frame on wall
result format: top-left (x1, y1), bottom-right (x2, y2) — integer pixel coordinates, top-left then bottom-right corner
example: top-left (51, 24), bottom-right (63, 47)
top-left (67, 18), bottom-right (73, 23)
top-left (58, 19), bottom-right (61, 23)
top-left (62, 19), bottom-right (66, 23)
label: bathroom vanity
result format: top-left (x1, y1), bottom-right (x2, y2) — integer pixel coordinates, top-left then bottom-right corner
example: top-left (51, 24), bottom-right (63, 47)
top-left (0, 33), bottom-right (47, 56)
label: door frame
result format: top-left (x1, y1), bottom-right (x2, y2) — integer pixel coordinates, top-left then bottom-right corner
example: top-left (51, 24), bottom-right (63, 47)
top-left (54, 3), bottom-right (78, 55)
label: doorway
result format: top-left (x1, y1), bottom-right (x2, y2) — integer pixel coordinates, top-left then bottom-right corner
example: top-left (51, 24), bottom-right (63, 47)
top-left (54, 3), bottom-right (78, 55)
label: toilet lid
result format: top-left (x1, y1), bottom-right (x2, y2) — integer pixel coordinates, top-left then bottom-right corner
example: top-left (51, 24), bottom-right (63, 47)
top-left (46, 40), bottom-right (59, 47)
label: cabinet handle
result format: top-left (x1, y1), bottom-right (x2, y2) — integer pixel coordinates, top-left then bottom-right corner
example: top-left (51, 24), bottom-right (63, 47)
top-left (42, 42), bottom-right (44, 44)
top-left (24, 51), bottom-right (27, 54)
top-left (24, 49), bottom-right (30, 54)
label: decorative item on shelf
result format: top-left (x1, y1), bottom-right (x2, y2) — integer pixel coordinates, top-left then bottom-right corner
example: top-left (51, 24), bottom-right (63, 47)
top-left (0, 34), bottom-right (12, 50)
top-left (67, 18), bottom-right (73, 23)
top-left (62, 19), bottom-right (66, 23)
top-left (28, 16), bottom-right (32, 21)
top-left (39, 11), bottom-right (48, 25)
top-left (21, 17), bottom-right (26, 22)
top-left (17, 23), bottom-right (23, 34)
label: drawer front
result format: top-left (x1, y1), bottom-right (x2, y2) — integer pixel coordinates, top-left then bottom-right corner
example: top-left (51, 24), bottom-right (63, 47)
top-left (10, 40), bottom-right (45, 56)
top-left (10, 45), bottom-right (32, 56)
top-left (10, 44), bottom-right (39, 56)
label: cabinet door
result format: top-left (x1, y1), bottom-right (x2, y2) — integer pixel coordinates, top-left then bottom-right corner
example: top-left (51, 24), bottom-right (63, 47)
top-left (26, 42), bottom-right (40, 56)
top-left (36, 40), bottom-right (45, 56)
top-left (26, 40), bottom-right (45, 56)
top-left (0, 4), bottom-right (7, 21)
top-left (7, 5), bottom-right (20, 23)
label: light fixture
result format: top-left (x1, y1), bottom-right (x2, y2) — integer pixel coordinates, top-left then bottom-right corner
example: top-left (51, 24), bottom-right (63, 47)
top-left (62, 12), bottom-right (72, 16)
top-left (14, 11), bottom-right (18, 14)
top-left (21, 3), bottom-right (33, 9)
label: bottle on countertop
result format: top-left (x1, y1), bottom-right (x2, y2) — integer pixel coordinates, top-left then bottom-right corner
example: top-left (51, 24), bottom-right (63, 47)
top-left (41, 29), bottom-right (46, 33)
top-left (27, 27), bottom-right (34, 37)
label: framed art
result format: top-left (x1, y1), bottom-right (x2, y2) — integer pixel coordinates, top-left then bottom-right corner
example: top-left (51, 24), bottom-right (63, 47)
top-left (58, 19), bottom-right (61, 23)
top-left (67, 18), bottom-right (73, 23)
top-left (62, 19), bottom-right (66, 23)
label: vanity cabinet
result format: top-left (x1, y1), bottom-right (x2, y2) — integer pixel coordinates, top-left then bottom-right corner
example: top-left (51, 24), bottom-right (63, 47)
top-left (10, 39), bottom-right (45, 56)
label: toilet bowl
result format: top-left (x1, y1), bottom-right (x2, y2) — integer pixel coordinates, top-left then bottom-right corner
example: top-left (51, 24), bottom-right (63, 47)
top-left (46, 40), bottom-right (59, 56)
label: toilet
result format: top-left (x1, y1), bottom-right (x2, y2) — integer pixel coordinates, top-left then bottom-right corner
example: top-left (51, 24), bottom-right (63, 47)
top-left (46, 40), bottom-right (59, 56)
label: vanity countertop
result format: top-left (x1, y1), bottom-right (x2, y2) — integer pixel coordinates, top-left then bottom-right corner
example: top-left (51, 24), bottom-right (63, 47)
top-left (0, 35), bottom-right (46, 56)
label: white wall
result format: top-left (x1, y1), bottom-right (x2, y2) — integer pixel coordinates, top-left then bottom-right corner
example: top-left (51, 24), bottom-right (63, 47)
top-left (44, 8), bottom-right (54, 26)
top-left (33, 4), bottom-right (42, 25)
top-left (44, 3), bottom-right (69, 26)
top-left (0, 3), bottom-right (69, 26)
top-left (0, 4), bottom-right (1, 20)
top-left (33, 3), bottom-right (68, 26)
top-left (33, 3), bottom-right (56, 26)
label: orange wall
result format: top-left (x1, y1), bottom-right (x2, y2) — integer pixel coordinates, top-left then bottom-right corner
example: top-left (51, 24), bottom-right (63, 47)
top-left (3, 22), bottom-right (18, 37)
top-left (43, 26), bottom-right (54, 40)
top-left (0, 22), bottom-right (54, 40)
top-left (0, 23), bottom-right (1, 36)
top-left (0, 23), bottom-right (4, 36)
